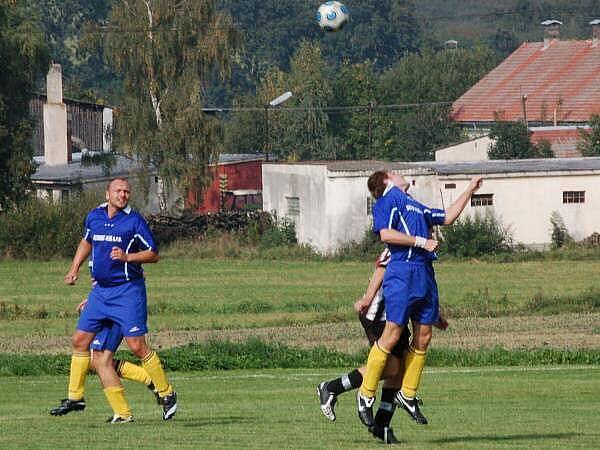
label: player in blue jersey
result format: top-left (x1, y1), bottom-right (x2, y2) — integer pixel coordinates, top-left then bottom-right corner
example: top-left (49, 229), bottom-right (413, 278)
top-left (50, 178), bottom-right (177, 423)
top-left (356, 171), bottom-right (482, 428)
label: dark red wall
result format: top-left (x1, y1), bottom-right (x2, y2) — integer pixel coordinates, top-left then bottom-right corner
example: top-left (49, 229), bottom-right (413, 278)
top-left (189, 159), bottom-right (263, 213)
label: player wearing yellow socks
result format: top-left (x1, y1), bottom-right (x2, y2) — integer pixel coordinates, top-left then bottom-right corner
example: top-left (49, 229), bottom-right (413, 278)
top-left (357, 171), bottom-right (482, 429)
top-left (51, 178), bottom-right (176, 422)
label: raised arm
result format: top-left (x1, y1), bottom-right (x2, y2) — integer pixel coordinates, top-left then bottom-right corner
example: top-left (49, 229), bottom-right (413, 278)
top-left (64, 239), bottom-right (92, 285)
top-left (443, 176), bottom-right (483, 225)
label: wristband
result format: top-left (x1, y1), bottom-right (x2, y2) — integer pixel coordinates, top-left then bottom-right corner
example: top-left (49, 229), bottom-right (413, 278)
top-left (414, 236), bottom-right (427, 248)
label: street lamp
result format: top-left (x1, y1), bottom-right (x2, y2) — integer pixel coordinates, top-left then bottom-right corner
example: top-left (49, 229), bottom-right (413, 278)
top-left (264, 91), bottom-right (292, 161)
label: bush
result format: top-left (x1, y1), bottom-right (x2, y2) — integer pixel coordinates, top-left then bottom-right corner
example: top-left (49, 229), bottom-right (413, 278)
top-left (0, 192), bottom-right (100, 259)
top-left (441, 211), bottom-right (512, 257)
top-left (334, 227), bottom-right (382, 261)
top-left (550, 211), bottom-right (573, 249)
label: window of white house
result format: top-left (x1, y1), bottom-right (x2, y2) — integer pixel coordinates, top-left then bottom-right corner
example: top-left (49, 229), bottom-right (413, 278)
top-left (563, 191), bottom-right (585, 204)
top-left (444, 183), bottom-right (456, 189)
top-left (471, 194), bottom-right (493, 207)
top-left (286, 196), bottom-right (300, 217)
top-left (61, 189), bottom-right (70, 201)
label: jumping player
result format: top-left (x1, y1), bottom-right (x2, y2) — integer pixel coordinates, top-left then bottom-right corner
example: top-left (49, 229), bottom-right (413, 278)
top-left (356, 171), bottom-right (482, 428)
top-left (318, 247), bottom-right (447, 444)
top-left (50, 178), bottom-right (177, 423)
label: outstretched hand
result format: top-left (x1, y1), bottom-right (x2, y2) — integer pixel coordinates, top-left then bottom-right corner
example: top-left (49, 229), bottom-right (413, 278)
top-left (469, 176), bottom-right (483, 193)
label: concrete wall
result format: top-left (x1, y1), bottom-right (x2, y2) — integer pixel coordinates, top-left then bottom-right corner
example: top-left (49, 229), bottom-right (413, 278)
top-left (263, 164), bottom-right (444, 253)
top-left (262, 164), bottom-right (329, 251)
top-left (264, 162), bottom-right (600, 253)
top-left (439, 172), bottom-right (600, 245)
top-left (435, 136), bottom-right (492, 162)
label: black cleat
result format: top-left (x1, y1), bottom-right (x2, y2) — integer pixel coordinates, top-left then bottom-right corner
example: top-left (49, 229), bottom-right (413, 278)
top-left (356, 391), bottom-right (375, 427)
top-left (106, 414), bottom-right (134, 423)
top-left (394, 391), bottom-right (428, 424)
top-left (148, 382), bottom-right (161, 405)
top-left (50, 398), bottom-right (86, 416)
top-left (369, 425), bottom-right (400, 444)
top-left (161, 391), bottom-right (178, 420)
top-left (317, 381), bottom-right (338, 421)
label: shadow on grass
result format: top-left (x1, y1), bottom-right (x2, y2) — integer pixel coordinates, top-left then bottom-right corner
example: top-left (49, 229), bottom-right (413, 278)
top-left (430, 432), bottom-right (581, 444)
top-left (180, 415), bottom-right (256, 427)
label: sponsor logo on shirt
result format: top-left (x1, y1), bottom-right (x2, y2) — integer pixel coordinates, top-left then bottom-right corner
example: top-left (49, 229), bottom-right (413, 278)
top-left (92, 234), bottom-right (123, 243)
top-left (405, 204), bottom-right (423, 214)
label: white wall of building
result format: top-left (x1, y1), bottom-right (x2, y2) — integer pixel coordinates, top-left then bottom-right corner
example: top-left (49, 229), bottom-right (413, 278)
top-left (264, 162), bottom-right (600, 253)
top-left (439, 172), bottom-right (600, 245)
top-left (435, 136), bottom-right (492, 162)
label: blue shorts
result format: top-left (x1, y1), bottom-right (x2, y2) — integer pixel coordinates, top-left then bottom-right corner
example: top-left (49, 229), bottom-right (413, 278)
top-left (91, 322), bottom-right (124, 352)
top-left (77, 278), bottom-right (148, 338)
top-left (382, 262), bottom-right (439, 326)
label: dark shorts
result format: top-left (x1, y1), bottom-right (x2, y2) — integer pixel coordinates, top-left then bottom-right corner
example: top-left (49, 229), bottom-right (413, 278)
top-left (359, 314), bottom-right (411, 358)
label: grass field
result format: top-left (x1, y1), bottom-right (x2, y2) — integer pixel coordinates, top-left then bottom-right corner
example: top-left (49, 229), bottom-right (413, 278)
top-left (1, 366), bottom-right (599, 449)
top-left (1, 258), bottom-right (600, 342)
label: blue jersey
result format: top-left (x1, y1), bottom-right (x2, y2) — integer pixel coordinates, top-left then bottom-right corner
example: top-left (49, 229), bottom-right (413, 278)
top-left (372, 185), bottom-right (445, 263)
top-left (83, 203), bottom-right (157, 287)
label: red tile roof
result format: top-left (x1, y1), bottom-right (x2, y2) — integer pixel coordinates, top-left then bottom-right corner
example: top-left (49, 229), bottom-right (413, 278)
top-left (452, 39), bottom-right (600, 123)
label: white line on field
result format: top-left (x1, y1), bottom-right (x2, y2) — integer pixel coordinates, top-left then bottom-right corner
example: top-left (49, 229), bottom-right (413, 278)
top-left (10, 365), bottom-right (600, 384)
top-left (167, 365), bottom-right (600, 382)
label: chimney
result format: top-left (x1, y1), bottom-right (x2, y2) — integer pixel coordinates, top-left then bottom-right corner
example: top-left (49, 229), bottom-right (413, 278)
top-left (591, 19), bottom-right (600, 47)
top-left (43, 63), bottom-right (69, 166)
top-left (541, 19), bottom-right (562, 48)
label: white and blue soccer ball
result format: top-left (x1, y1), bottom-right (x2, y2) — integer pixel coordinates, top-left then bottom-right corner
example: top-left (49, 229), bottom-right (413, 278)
top-left (316, 1), bottom-right (349, 32)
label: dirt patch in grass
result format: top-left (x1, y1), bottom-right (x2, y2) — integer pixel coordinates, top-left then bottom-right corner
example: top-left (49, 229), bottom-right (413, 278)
top-left (2, 312), bottom-right (599, 355)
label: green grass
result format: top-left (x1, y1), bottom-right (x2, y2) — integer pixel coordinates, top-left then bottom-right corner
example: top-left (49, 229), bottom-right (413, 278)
top-left (1, 259), bottom-right (600, 338)
top-left (0, 366), bottom-right (598, 449)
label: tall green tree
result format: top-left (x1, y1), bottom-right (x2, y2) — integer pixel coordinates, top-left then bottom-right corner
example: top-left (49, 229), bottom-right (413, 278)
top-left (102, 0), bottom-right (241, 211)
top-left (377, 46), bottom-right (498, 161)
top-left (0, 0), bottom-right (49, 208)
top-left (488, 117), bottom-right (553, 159)
top-left (329, 61), bottom-right (379, 160)
top-left (577, 115), bottom-right (600, 157)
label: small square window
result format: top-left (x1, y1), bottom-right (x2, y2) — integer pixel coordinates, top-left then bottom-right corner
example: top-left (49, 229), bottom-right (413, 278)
top-left (286, 196), bottom-right (300, 217)
top-left (444, 183), bottom-right (456, 189)
top-left (471, 194), bottom-right (493, 207)
top-left (562, 191), bottom-right (584, 204)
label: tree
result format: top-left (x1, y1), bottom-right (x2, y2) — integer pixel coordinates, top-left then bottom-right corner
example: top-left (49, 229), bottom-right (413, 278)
top-left (577, 115), bottom-right (600, 156)
top-left (329, 61), bottom-right (379, 160)
top-left (488, 117), bottom-right (553, 159)
top-left (377, 47), bottom-right (498, 161)
top-left (0, 1), bottom-right (49, 208)
top-left (102, 0), bottom-right (241, 211)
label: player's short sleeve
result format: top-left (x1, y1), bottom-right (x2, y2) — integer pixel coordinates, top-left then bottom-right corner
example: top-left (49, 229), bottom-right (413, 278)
top-left (134, 215), bottom-right (158, 253)
top-left (83, 212), bottom-right (93, 242)
top-left (373, 196), bottom-right (398, 233)
top-left (424, 207), bottom-right (446, 226)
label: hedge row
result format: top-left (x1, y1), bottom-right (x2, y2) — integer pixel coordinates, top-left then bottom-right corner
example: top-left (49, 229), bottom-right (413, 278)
top-left (1, 340), bottom-right (599, 377)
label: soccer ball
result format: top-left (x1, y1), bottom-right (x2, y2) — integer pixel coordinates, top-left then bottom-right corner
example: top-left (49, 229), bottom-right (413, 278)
top-left (316, 1), bottom-right (349, 32)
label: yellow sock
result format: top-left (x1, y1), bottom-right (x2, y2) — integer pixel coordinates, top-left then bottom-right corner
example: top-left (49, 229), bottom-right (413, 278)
top-left (68, 351), bottom-right (91, 400)
top-left (141, 351), bottom-right (173, 397)
top-left (401, 346), bottom-right (427, 398)
top-left (103, 386), bottom-right (132, 418)
top-left (116, 360), bottom-right (152, 386)
top-left (359, 343), bottom-right (390, 398)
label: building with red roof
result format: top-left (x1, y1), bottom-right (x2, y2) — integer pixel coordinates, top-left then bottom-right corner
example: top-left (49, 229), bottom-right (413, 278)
top-left (452, 20), bottom-right (600, 156)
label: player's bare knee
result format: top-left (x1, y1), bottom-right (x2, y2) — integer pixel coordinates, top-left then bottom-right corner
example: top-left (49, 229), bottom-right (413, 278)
top-left (413, 329), bottom-right (432, 350)
top-left (71, 332), bottom-right (91, 351)
top-left (126, 338), bottom-right (148, 358)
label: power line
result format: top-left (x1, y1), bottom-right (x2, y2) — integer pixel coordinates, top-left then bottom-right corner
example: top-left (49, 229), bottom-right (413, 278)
top-left (203, 101), bottom-right (452, 114)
